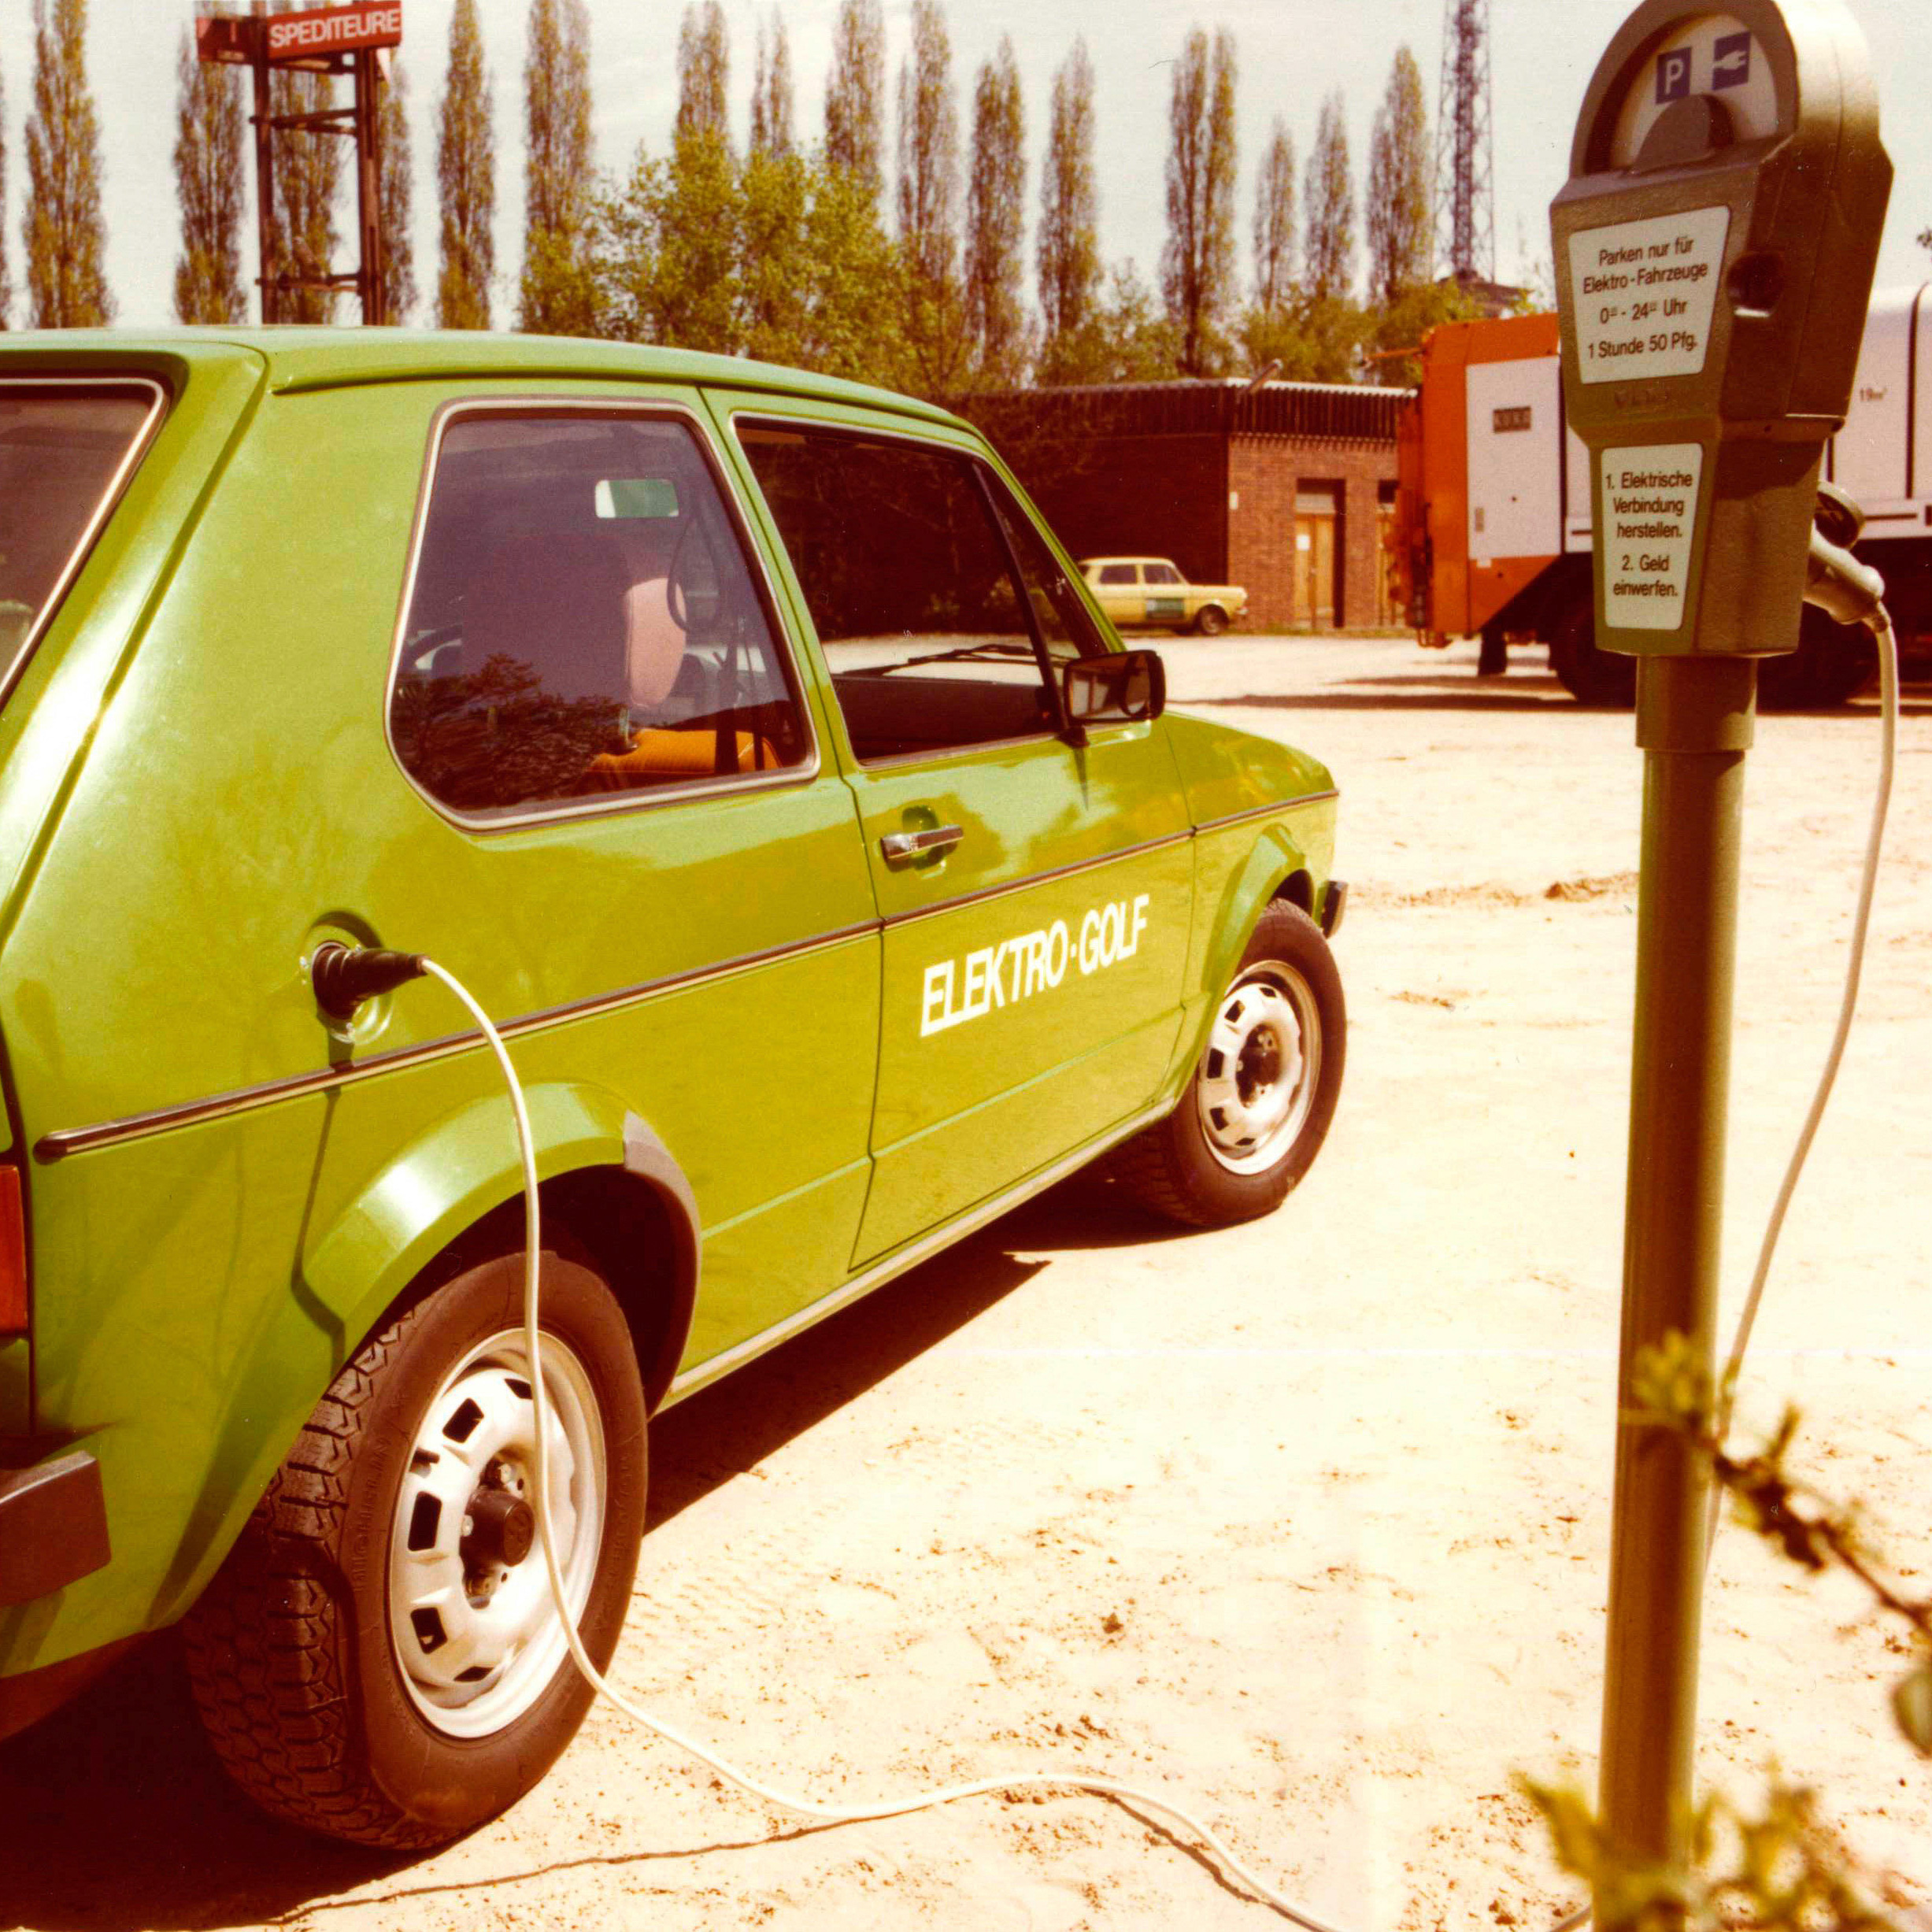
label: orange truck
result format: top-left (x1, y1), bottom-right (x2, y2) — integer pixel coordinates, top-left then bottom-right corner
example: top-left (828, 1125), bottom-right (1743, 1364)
top-left (1393, 297), bottom-right (1930, 705)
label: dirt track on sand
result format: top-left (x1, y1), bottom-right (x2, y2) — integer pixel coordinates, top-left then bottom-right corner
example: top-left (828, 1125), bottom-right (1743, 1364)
top-left (5, 635), bottom-right (1929, 1931)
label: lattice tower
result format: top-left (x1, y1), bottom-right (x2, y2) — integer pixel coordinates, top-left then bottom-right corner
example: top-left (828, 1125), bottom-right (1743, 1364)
top-left (1434, 0), bottom-right (1496, 283)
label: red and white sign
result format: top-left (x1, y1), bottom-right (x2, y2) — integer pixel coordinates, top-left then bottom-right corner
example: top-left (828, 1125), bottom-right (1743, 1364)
top-left (196, 5), bottom-right (402, 65)
top-left (266, 4), bottom-right (402, 61)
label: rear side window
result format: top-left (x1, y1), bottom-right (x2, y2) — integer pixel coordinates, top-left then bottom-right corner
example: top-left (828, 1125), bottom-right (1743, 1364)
top-left (0, 379), bottom-right (165, 687)
top-left (1098, 564), bottom-right (1138, 586)
top-left (390, 409), bottom-right (811, 823)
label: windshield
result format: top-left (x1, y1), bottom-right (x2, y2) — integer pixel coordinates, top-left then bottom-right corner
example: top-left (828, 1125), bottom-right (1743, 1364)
top-left (0, 380), bottom-right (165, 678)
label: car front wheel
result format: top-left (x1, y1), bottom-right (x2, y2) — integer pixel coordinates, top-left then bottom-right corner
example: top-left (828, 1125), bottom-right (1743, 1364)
top-left (1114, 901), bottom-right (1345, 1227)
top-left (183, 1247), bottom-right (647, 1849)
top-left (1194, 604), bottom-right (1231, 636)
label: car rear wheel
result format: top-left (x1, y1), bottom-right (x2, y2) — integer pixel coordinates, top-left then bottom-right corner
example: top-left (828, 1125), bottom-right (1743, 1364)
top-left (1112, 901), bottom-right (1345, 1227)
top-left (183, 1248), bottom-right (646, 1849)
top-left (1194, 605), bottom-right (1231, 637)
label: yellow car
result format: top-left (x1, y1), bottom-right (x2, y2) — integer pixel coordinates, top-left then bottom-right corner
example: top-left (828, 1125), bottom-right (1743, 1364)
top-left (1079, 557), bottom-right (1248, 636)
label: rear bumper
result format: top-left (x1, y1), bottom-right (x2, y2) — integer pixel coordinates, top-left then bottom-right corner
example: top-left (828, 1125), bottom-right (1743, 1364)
top-left (0, 1451), bottom-right (110, 1606)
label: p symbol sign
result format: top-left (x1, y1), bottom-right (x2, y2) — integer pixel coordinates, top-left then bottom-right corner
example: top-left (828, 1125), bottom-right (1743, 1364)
top-left (1656, 45), bottom-right (1693, 102)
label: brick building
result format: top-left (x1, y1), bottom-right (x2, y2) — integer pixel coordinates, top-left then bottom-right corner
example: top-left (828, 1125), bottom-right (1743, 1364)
top-left (957, 380), bottom-right (1408, 632)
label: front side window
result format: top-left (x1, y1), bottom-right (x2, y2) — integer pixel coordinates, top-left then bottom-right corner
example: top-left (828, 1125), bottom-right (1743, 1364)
top-left (739, 423), bottom-right (1097, 764)
top-left (1144, 562), bottom-right (1183, 586)
top-left (390, 411), bottom-right (809, 821)
top-left (0, 380), bottom-right (165, 675)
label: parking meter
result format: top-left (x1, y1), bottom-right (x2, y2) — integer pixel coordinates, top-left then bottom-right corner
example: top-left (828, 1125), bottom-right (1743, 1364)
top-left (1548, 3), bottom-right (1889, 1909)
top-left (1552, 0), bottom-right (1890, 661)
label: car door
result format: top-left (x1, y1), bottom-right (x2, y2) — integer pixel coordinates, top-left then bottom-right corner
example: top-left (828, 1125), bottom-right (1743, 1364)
top-left (1093, 561), bottom-right (1144, 629)
top-left (728, 409), bottom-right (1192, 1264)
top-left (1142, 561), bottom-right (1190, 627)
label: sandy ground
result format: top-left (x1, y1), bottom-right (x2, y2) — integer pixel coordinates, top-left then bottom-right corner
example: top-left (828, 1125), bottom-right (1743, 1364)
top-left (5, 633), bottom-right (1930, 1932)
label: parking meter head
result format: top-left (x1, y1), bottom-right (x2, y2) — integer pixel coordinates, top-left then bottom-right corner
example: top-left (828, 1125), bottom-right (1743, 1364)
top-left (1550, 0), bottom-right (1890, 660)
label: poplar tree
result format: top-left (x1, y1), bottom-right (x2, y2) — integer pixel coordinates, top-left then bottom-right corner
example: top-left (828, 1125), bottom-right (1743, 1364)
top-left (1160, 25), bottom-right (1238, 376)
top-left (435, 0), bottom-right (495, 330)
top-left (379, 64), bottom-right (417, 324)
top-left (964, 36), bottom-right (1025, 384)
top-left (824, 0), bottom-right (885, 205)
top-left (1304, 91), bottom-right (1356, 301)
top-left (0, 65), bottom-right (9, 328)
top-left (1252, 117), bottom-right (1295, 313)
top-left (749, 11), bottom-right (794, 158)
top-left (24, 0), bottom-right (113, 328)
top-left (520, 0), bottom-right (591, 331)
top-left (896, 0), bottom-right (965, 394)
top-left (1365, 46), bottom-right (1431, 305)
top-left (1036, 39), bottom-right (1098, 364)
top-left (269, 67), bottom-right (341, 323)
top-left (172, 29), bottom-right (247, 323)
top-left (675, 2), bottom-right (730, 147)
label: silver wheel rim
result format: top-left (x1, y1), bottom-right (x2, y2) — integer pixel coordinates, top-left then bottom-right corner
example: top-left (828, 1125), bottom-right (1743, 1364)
top-left (388, 1327), bottom-right (606, 1739)
top-left (1196, 958), bottom-right (1321, 1175)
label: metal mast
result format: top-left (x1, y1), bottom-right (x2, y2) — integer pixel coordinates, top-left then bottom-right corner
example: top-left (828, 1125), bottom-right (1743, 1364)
top-left (1434, 0), bottom-right (1496, 284)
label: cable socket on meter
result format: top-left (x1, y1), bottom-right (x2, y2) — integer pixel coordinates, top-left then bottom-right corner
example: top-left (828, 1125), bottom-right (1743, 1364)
top-left (1805, 483), bottom-right (1888, 635)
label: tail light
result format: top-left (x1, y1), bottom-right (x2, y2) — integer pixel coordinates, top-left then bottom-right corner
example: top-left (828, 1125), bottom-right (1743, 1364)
top-left (0, 1168), bottom-right (24, 1335)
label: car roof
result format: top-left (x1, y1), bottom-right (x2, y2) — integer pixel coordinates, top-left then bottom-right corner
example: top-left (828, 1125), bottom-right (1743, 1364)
top-left (1079, 556), bottom-right (1175, 567)
top-left (0, 326), bottom-right (968, 429)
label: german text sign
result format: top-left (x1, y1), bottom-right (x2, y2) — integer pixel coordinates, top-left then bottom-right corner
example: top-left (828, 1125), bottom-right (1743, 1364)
top-left (1567, 205), bottom-right (1730, 385)
top-left (196, 4), bottom-right (403, 65)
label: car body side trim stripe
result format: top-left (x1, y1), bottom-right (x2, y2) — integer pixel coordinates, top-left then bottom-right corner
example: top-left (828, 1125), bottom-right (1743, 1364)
top-left (32, 920), bottom-right (883, 1163)
top-left (32, 789), bottom-right (1334, 1162)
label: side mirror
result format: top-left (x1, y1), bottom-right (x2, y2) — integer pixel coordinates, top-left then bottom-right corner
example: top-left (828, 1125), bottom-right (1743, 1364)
top-left (1063, 649), bottom-right (1165, 727)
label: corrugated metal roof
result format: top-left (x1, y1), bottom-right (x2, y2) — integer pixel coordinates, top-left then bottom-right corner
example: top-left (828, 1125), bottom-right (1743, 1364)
top-left (957, 379), bottom-right (1409, 445)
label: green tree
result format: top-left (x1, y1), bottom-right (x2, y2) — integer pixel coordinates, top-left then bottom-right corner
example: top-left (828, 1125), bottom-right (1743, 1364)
top-left (1238, 293), bottom-right (1361, 385)
top-left (1039, 261), bottom-right (1179, 387)
top-left (749, 11), bottom-right (794, 159)
top-left (1252, 116), bottom-right (1294, 313)
top-left (824, 0), bottom-right (885, 206)
top-left (269, 66), bottom-right (341, 323)
top-left (520, 0), bottom-right (592, 331)
top-left (24, 0), bottom-right (112, 328)
top-left (1037, 39), bottom-right (1098, 369)
top-left (0, 62), bottom-right (9, 328)
top-left (590, 138), bottom-right (906, 387)
top-left (1160, 26), bottom-right (1238, 376)
top-left (378, 63), bottom-right (417, 324)
top-left (675, 1), bottom-right (729, 148)
top-left (1364, 46), bottom-right (1430, 307)
top-left (964, 36), bottom-right (1027, 386)
top-left (896, 0), bottom-right (966, 393)
top-left (172, 28), bottom-right (246, 324)
top-left (1304, 90), bottom-right (1355, 302)
top-left (435, 0), bottom-right (495, 330)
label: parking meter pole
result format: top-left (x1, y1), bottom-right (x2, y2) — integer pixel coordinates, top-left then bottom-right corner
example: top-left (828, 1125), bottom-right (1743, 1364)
top-left (1598, 653), bottom-right (1754, 1876)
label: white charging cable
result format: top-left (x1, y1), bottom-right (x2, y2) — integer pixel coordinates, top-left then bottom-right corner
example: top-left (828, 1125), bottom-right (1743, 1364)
top-left (413, 614), bottom-right (1898, 1932)
top-left (1705, 607), bottom-right (1900, 1536)
top-left (418, 958), bottom-right (1338, 1928)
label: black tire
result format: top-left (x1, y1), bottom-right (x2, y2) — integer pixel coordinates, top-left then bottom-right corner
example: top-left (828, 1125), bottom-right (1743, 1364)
top-left (1547, 594), bottom-right (1635, 706)
top-left (1757, 605), bottom-right (1877, 711)
top-left (183, 1249), bottom-right (647, 1849)
top-left (1194, 604), bottom-right (1231, 637)
top-left (1113, 901), bottom-right (1345, 1228)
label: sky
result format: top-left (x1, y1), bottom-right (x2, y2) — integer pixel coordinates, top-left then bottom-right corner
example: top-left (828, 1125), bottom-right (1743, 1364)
top-left (6, 0), bottom-right (1930, 331)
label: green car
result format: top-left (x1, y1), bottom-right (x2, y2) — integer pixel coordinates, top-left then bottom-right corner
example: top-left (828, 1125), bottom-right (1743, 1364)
top-left (0, 331), bottom-right (1345, 1847)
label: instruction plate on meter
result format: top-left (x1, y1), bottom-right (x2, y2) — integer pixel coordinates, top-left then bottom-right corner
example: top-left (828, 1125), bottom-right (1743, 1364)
top-left (1568, 205), bottom-right (1730, 384)
top-left (1601, 443), bottom-right (1702, 630)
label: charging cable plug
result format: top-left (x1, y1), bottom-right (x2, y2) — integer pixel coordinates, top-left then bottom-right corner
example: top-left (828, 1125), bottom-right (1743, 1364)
top-left (1804, 482), bottom-right (1889, 633)
top-left (310, 940), bottom-right (426, 1020)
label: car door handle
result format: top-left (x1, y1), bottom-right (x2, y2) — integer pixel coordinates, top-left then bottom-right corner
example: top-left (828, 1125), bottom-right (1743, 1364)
top-left (880, 825), bottom-right (964, 863)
